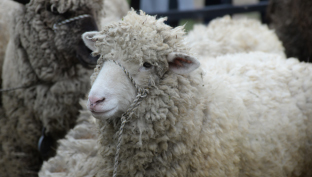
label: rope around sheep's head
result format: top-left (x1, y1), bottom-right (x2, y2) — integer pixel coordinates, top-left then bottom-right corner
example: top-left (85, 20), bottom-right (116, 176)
top-left (100, 58), bottom-right (151, 177)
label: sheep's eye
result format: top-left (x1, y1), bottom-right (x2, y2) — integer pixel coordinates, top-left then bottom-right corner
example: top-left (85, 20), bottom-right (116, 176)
top-left (143, 62), bottom-right (152, 68)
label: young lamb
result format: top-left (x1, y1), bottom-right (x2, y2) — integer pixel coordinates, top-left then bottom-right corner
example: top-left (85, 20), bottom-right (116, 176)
top-left (40, 10), bottom-right (312, 177)
top-left (0, 0), bottom-right (127, 176)
top-left (185, 15), bottom-right (285, 58)
top-left (267, 0), bottom-right (312, 62)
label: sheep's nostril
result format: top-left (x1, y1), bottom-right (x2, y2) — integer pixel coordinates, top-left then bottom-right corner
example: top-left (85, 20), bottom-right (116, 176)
top-left (88, 96), bottom-right (106, 107)
top-left (95, 98), bottom-right (105, 104)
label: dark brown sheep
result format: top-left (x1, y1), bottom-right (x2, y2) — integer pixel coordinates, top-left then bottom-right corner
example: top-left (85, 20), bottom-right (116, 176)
top-left (267, 0), bottom-right (312, 62)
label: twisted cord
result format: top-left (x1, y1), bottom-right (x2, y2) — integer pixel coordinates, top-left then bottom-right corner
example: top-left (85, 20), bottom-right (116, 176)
top-left (53, 14), bottom-right (91, 30)
top-left (107, 59), bottom-right (150, 177)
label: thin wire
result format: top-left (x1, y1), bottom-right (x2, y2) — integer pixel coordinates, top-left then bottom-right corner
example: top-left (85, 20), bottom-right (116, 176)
top-left (53, 14), bottom-right (91, 30)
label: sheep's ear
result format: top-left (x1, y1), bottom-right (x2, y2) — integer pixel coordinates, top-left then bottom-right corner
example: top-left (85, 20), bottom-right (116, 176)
top-left (12, 0), bottom-right (30, 5)
top-left (82, 31), bottom-right (98, 51)
top-left (167, 52), bottom-right (200, 74)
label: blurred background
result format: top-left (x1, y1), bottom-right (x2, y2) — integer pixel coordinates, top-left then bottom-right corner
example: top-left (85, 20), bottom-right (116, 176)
top-left (127, 0), bottom-right (267, 32)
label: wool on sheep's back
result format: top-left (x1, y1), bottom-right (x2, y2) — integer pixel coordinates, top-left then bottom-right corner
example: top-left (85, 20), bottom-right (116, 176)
top-left (185, 15), bottom-right (285, 59)
top-left (200, 52), bottom-right (312, 176)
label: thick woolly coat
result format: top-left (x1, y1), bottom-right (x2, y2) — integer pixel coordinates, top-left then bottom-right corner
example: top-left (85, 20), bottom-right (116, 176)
top-left (185, 15), bottom-right (285, 58)
top-left (40, 11), bottom-right (312, 177)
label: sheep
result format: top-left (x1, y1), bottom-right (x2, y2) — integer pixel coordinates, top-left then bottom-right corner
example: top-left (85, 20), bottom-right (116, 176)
top-left (185, 15), bottom-right (285, 58)
top-left (0, 0), bottom-right (127, 176)
top-left (0, 0), bottom-right (129, 93)
top-left (0, 0), bottom-right (129, 86)
top-left (38, 13), bottom-right (288, 176)
top-left (39, 10), bottom-right (312, 177)
top-left (267, 0), bottom-right (312, 62)
top-left (37, 16), bottom-right (286, 175)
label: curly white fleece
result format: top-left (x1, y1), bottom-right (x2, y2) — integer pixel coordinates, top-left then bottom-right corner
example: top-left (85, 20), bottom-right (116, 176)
top-left (185, 15), bottom-right (285, 58)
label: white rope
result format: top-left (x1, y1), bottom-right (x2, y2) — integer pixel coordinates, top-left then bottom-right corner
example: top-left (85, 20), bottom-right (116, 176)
top-left (53, 14), bottom-right (91, 30)
top-left (105, 59), bottom-right (150, 177)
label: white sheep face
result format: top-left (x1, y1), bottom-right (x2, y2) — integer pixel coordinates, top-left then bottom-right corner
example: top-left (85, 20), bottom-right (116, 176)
top-left (83, 31), bottom-right (200, 120)
top-left (87, 60), bottom-right (136, 119)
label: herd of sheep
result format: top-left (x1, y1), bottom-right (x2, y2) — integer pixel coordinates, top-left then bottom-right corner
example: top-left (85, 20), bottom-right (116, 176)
top-left (0, 0), bottom-right (311, 177)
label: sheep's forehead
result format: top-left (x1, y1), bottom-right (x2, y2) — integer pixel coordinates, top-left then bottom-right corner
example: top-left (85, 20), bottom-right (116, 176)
top-left (97, 24), bottom-right (169, 64)
top-left (102, 21), bottom-right (165, 46)
top-left (93, 10), bottom-right (190, 74)
top-left (98, 10), bottom-right (179, 47)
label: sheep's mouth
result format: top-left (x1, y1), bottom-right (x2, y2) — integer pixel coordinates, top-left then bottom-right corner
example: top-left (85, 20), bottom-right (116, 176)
top-left (76, 40), bottom-right (99, 69)
top-left (90, 107), bottom-right (118, 119)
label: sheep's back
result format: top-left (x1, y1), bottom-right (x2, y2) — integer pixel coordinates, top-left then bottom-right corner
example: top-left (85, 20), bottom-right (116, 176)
top-left (186, 16), bottom-right (285, 59)
top-left (200, 52), bottom-right (312, 176)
